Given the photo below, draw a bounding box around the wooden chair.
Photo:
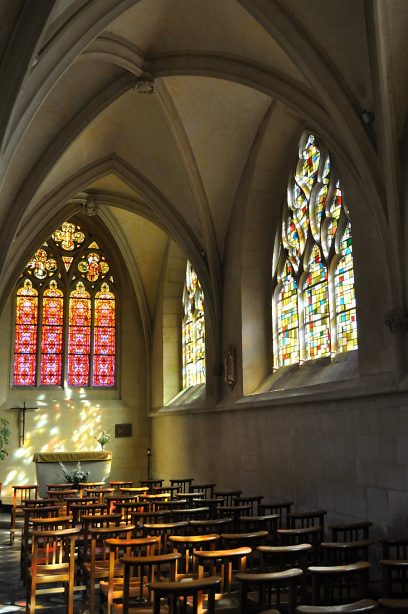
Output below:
[218,504,253,530]
[296,600,378,613]
[233,495,264,515]
[142,521,189,554]
[20,505,61,583]
[99,535,160,613]
[378,538,408,611]
[277,526,322,564]
[140,479,164,491]
[86,487,115,502]
[170,506,210,522]
[131,510,171,534]
[221,530,269,570]
[261,501,294,529]
[191,483,216,499]
[189,517,234,535]
[109,481,135,493]
[10,484,38,544]
[119,486,149,499]
[214,490,242,506]
[307,562,371,606]
[194,546,251,600]
[329,522,372,543]
[193,497,225,519]
[237,568,303,614]
[114,500,146,524]
[239,513,280,539]
[27,526,80,614]
[150,576,221,614]
[258,543,312,573]
[81,523,135,614]
[114,552,181,613]
[168,533,220,579]
[287,510,327,541]
[321,540,372,565]
[106,494,138,515]
[70,500,108,525]
[170,478,194,493]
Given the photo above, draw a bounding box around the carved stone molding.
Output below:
[134,77,156,94]
[81,195,100,216]
[384,308,408,333]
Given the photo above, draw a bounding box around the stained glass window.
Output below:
[275,261,299,368]
[272,132,358,368]
[182,260,206,387]
[13,219,117,387]
[335,224,358,352]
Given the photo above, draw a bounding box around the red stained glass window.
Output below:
[93,283,115,386]
[40,280,63,385]
[14,220,117,388]
[14,280,38,385]
[68,282,91,386]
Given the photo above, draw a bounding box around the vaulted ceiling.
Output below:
[0,0,406,325]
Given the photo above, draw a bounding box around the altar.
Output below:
[33,451,112,497]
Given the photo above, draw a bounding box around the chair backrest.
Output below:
[31,526,80,566]
[190,483,216,498]
[142,521,189,553]
[287,510,327,539]
[168,533,219,578]
[261,501,294,528]
[170,478,194,493]
[307,562,371,606]
[120,552,182,611]
[171,507,210,522]
[257,543,313,572]
[85,524,136,565]
[237,568,303,614]
[214,490,242,506]
[188,517,233,535]
[151,576,221,614]
[13,485,39,510]
[329,521,372,543]
[277,526,322,563]
[233,495,264,515]
[194,546,251,595]
[239,513,280,537]
[321,540,372,565]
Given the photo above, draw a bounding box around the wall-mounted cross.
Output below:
[8,402,38,447]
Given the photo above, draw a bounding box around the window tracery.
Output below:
[13,220,116,387]
[272,133,358,369]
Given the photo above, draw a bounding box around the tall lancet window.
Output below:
[272,133,358,369]
[13,220,116,387]
[182,260,205,387]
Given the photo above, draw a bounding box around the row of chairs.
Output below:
[9,479,408,612]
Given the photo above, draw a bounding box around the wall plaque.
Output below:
[115,423,132,438]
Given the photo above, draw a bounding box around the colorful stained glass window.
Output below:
[276,261,299,367]
[272,132,358,368]
[335,224,358,352]
[303,246,330,359]
[14,219,117,388]
[182,260,206,388]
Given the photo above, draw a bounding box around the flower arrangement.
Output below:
[59,461,90,487]
[96,430,110,450]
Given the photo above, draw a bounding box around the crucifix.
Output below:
[8,402,38,447]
